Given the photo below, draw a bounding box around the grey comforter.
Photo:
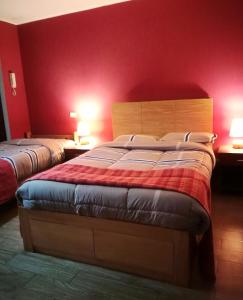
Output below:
[17,141,215,234]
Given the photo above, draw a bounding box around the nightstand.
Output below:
[216,145,243,193]
[64,145,93,161]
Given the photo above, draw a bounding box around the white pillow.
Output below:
[160,132,217,143]
[114,134,159,143]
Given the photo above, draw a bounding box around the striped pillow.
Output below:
[114,135,159,143]
[160,132,217,143]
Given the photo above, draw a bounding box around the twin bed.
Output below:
[0,138,74,205]
[16,98,215,287]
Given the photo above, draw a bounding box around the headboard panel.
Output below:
[112,98,213,138]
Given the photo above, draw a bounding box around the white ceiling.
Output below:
[0,0,130,25]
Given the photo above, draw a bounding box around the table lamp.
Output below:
[75,121,90,145]
[229,118,243,148]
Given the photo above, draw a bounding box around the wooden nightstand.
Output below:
[216,145,243,193]
[64,145,93,161]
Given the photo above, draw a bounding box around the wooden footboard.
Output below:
[19,207,193,287]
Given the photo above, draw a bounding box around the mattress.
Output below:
[17,140,215,234]
[0,138,74,181]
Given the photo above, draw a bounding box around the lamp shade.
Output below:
[77,121,90,137]
[230,118,243,138]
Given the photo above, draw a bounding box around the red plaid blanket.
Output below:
[0,159,18,204]
[29,164,211,214]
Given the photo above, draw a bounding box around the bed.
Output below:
[0,137,74,205]
[17,98,215,287]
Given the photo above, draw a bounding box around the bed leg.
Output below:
[18,207,34,251]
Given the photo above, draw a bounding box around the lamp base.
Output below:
[232,140,243,149]
[79,138,90,145]
[233,144,243,149]
[74,131,90,145]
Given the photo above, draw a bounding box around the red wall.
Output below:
[0,21,30,138]
[18,0,243,145]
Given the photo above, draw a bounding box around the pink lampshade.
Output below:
[77,121,90,137]
[230,118,243,138]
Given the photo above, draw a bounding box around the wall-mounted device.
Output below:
[9,71,17,96]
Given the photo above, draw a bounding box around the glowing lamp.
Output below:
[70,100,101,145]
[230,118,243,148]
[74,121,90,145]
[77,121,90,137]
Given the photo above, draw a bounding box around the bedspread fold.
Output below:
[28,164,211,215]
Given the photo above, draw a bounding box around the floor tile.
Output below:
[26,274,109,300]
[8,252,80,282]
[1,193,243,299]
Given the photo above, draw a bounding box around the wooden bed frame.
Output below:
[19,98,213,287]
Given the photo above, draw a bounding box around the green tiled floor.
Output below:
[0,217,202,300]
[0,198,243,300]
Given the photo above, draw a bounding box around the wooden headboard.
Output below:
[112,98,213,138]
[25,132,73,140]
